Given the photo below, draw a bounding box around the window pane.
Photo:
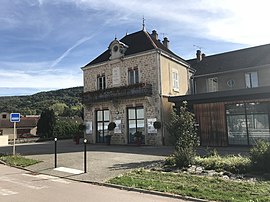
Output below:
[226,103,245,114]
[128,108,136,119]
[102,76,106,89]
[97,122,103,131]
[104,110,110,121]
[247,114,270,145]
[227,115,248,145]
[251,72,258,87]
[128,70,134,85]
[97,111,103,121]
[246,102,268,114]
[137,108,144,119]
[137,120,145,128]
[245,73,251,88]
[134,69,139,83]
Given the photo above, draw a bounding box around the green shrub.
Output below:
[250,140,270,173]
[166,101,199,168]
[195,153,251,174]
[174,147,196,168]
[164,155,176,166]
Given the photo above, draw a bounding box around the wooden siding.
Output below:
[194,103,227,146]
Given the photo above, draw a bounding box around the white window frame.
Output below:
[207,77,218,92]
[172,68,179,92]
[245,72,258,88]
[97,75,106,90]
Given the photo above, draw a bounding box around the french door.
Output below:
[96,110,109,143]
[127,107,145,144]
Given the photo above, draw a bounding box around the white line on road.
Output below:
[0,188,18,196]
[22,173,71,184]
[0,176,48,190]
[54,167,84,174]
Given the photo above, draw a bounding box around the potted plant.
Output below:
[134,131,142,146]
[106,122,116,145]
[153,121,162,129]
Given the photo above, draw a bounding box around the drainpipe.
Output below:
[157,51,165,146]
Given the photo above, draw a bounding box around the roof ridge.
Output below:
[144,30,158,49]
[188,43,270,61]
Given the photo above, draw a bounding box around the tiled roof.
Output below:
[0,117,38,129]
[169,86,270,105]
[85,30,187,66]
[188,44,270,76]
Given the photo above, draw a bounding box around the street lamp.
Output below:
[84,139,87,173]
[54,137,57,168]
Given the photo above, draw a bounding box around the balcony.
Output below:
[83,83,152,104]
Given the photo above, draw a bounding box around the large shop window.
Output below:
[128,68,139,85]
[127,107,145,144]
[226,102,270,145]
[96,110,110,143]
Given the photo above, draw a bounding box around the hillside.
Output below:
[0,86,83,116]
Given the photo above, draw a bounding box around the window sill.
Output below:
[173,88,180,92]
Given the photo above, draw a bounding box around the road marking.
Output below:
[22,174,71,184]
[0,188,18,196]
[54,167,84,174]
[0,176,47,190]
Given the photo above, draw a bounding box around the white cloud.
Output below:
[0,65,82,89]
[61,0,270,45]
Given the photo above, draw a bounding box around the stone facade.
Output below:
[82,30,191,145]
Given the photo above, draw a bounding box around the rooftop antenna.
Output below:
[193,45,203,51]
[142,16,146,31]
[160,33,168,38]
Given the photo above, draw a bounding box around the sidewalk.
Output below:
[1,139,250,183]
[20,140,173,183]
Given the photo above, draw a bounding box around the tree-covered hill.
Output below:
[0,86,83,116]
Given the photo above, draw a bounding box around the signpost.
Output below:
[10,113,20,155]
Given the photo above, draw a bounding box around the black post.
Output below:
[84,139,87,173]
[54,137,57,168]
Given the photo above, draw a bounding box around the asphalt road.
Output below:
[0,164,185,202]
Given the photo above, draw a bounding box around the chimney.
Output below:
[202,53,206,60]
[196,50,202,62]
[151,30,158,40]
[162,37,169,49]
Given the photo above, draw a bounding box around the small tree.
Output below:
[166,101,199,167]
[37,109,56,138]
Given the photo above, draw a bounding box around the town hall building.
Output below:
[82,29,193,145]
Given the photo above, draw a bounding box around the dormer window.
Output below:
[109,39,128,60]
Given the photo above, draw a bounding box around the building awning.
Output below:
[169,86,270,106]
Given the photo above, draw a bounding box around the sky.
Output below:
[1,0,270,96]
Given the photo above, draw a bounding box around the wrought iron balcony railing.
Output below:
[83,83,152,104]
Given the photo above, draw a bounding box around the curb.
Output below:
[10,165,211,202]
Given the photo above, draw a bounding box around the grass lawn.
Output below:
[108,169,270,202]
[0,154,41,167]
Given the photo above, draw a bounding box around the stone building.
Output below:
[82,29,193,145]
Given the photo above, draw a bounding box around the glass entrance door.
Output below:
[96,110,109,143]
[127,107,145,144]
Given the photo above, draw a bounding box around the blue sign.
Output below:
[10,113,21,123]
